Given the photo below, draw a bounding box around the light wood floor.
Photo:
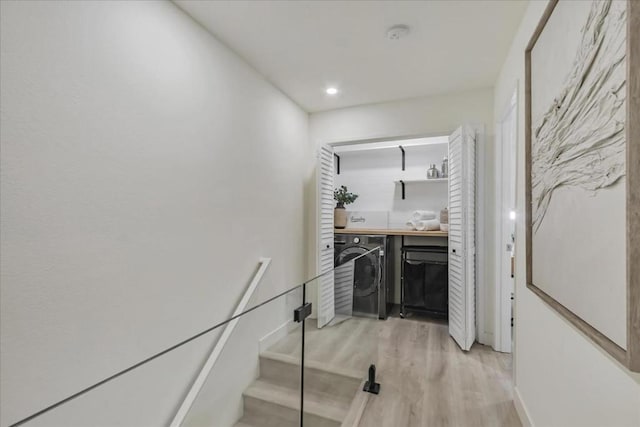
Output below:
[268,314,521,427]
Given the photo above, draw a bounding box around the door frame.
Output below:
[494,86,518,353]
[319,132,452,318]
[472,123,489,347]
[316,130,486,347]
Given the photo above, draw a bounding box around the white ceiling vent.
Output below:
[386,25,410,40]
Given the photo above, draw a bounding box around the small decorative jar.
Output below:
[427,164,440,179]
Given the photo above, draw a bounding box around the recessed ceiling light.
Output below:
[326,87,339,95]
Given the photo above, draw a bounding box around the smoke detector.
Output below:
[386,25,410,40]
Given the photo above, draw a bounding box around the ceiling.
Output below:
[175,0,528,113]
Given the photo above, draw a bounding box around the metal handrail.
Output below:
[170,257,272,426]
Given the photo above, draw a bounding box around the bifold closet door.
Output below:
[317,144,335,328]
[448,126,476,351]
[334,261,354,317]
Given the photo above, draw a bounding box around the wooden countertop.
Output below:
[335,228,448,237]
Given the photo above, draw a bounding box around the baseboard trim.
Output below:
[259,320,292,353]
[514,386,534,427]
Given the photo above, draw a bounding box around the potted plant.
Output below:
[333,185,358,229]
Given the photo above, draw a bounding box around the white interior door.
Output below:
[317,145,335,328]
[495,90,517,353]
[448,125,476,351]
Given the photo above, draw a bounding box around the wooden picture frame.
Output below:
[525,0,640,372]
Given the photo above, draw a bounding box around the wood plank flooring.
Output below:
[268,314,521,427]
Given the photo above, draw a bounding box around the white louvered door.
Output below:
[317,145,335,328]
[333,261,354,318]
[448,126,476,351]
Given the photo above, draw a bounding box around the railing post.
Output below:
[293,284,311,427]
[363,364,380,394]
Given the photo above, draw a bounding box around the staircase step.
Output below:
[259,351,362,401]
[240,378,350,427]
[340,380,370,427]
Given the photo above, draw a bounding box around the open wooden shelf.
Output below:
[394,178,448,184]
[335,228,448,237]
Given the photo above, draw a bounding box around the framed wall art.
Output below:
[525,0,639,371]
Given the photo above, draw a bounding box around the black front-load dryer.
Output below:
[334,234,388,319]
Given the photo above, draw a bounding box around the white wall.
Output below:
[310,88,494,144]
[0,1,311,426]
[335,139,449,224]
[309,88,497,342]
[494,1,640,425]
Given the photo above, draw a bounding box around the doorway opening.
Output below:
[316,128,482,352]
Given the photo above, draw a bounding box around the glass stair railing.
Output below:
[7,248,383,427]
